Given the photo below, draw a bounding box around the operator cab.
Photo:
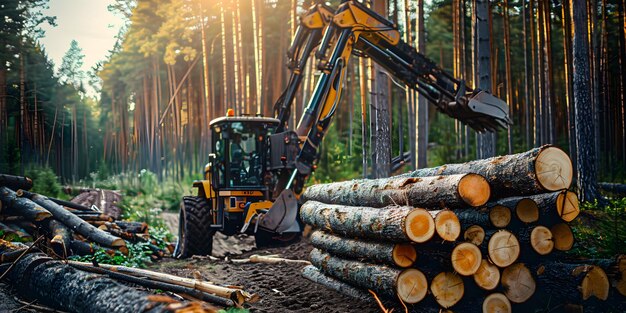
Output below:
[209,115,279,189]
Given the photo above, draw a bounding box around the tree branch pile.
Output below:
[301,146,624,312]
[0,174,258,309]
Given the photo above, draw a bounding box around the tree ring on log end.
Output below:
[457,174,490,207]
[435,210,461,241]
[515,199,539,223]
[501,263,535,303]
[431,272,464,308]
[405,208,435,243]
[464,225,485,246]
[452,243,482,276]
[550,223,574,251]
[488,230,520,268]
[396,268,428,304]
[482,293,511,313]
[489,205,511,228]
[535,146,573,191]
[392,243,417,268]
[556,191,580,222]
[530,226,554,255]
[474,260,500,291]
[579,265,610,301]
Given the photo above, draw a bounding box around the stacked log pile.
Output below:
[301,145,625,312]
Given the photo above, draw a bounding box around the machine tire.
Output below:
[174,196,215,258]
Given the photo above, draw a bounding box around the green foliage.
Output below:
[68,226,172,268]
[569,198,626,258]
[25,165,66,199]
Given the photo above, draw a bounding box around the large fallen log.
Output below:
[18,190,125,248]
[68,260,252,305]
[49,197,95,212]
[401,145,573,197]
[302,173,491,208]
[0,187,51,221]
[309,230,417,268]
[301,265,370,301]
[300,201,435,243]
[7,253,211,313]
[309,248,427,304]
[0,174,33,191]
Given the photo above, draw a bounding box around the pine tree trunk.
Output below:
[571,0,601,202]
[474,0,495,158]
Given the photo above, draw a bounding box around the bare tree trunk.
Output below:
[372,0,391,178]
[571,0,601,203]
[416,0,428,168]
[474,0,495,158]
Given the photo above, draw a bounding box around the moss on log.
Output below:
[309,230,417,267]
[300,201,435,243]
[302,173,490,208]
[309,248,427,304]
[401,145,573,197]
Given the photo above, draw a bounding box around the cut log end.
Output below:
[515,199,539,223]
[396,268,428,304]
[451,243,482,276]
[431,272,464,308]
[488,230,520,268]
[556,191,580,222]
[435,210,461,241]
[530,226,554,255]
[464,225,485,246]
[482,293,511,313]
[34,211,53,221]
[550,223,574,251]
[580,266,610,301]
[489,205,511,228]
[534,146,573,191]
[392,243,417,268]
[616,276,626,297]
[405,208,435,243]
[474,260,500,291]
[457,174,490,207]
[501,263,536,303]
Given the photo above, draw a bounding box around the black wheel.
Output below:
[254,229,301,248]
[174,196,215,258]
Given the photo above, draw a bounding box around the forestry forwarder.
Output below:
[174,1,511,258]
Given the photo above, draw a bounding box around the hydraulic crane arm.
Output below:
[273,2,334,133]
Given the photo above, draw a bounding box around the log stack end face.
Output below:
[482,293,511,313]
[396,268,428,304]
[557,191,580,222]
[431,272,464,308]
[487,230,520,268]
[451,243,482,276]
[534,146,573,192]
[405,209,435,243]
[578,265,610,301]
[457,174,491,207]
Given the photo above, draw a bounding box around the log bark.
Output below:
[69,262,235,307]
[49,197,94,212]
[300,201,435,243]
[0,174,33,191]
[18,191,125,248]
[524,262,612,305]
[67,261,251,305]
[401,145,573,197]
[0,187,51,221]
[302,173,490,208]
[309,230,417,268]
[599,182,626,196]
[74,213,113,222]
[309,248,428,304]
[114,221,148,234]
[8,253,210,313]
[301,265,370,301]
[456,207,509,230]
